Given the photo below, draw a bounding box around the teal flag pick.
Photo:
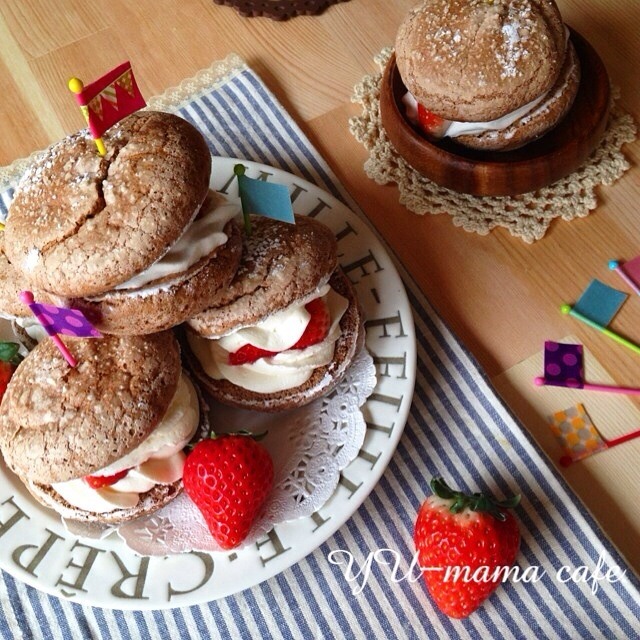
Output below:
[573,279,627,326]
[234,164,295,235]
[561,279,640,356]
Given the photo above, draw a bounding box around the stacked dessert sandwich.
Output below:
[0,332,205,525]
[0,110,240,525]
[395,0,580,151]
[0,110,365,530]
[185,214,364,412]
[1,111,242,335]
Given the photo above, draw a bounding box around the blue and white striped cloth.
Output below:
[1,55,639,639]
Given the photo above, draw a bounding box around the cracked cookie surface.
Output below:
[395,0,566,121]
[0,332,181,484]
[5,111,211,297]
[0,233,54,317]
[188,214,338,338]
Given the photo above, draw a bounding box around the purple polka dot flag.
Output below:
[543,341,584,388]
[22,295,101,338]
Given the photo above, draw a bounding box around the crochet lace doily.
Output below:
[349,48,638,243]
[65,348,377,555]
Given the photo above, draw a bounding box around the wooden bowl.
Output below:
[379,30,611,197]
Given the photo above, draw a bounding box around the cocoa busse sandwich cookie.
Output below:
[395,0,580,151]
[0,233,53,319]
[184,215,364,412]
[0,332,206,525]
[3,111,242,334]
[0,238,53,347]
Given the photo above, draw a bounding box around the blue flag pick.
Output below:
[234,165,295,234]
[561,279,640,356]
[573,279,627,326]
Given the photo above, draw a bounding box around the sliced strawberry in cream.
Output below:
[228,344,277,366]
[228,297,331,366]
[0,361,16,404]
[84,469,129,489]
[188,287,349,394]
[416,104,450,137]
[291,298,330,350]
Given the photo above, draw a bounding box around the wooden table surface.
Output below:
[1,0,639,574]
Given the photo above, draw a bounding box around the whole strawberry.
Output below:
[414,477,520,618]
[0,341,23,405]
[0,361,14,405]
[183,433,274,550]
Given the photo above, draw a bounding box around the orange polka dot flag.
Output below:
[548,403,607,464]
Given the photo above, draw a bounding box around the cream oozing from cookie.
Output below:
[113,199,240,291]
[188,286,349,393]
[51,373,199,513]
[402,90,546,138]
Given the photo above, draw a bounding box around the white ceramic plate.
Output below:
[0,158,416,609]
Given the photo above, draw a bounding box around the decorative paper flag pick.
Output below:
[234,164,295,234]
[549,404,608,465]
[19,291,102,367]
[561,279,640,356]
[536,341,584,388]
[609,257,640,297]
[534,340,640,395]
[572,279,627,325]
[549,403,640,467]
[68,61,146,156]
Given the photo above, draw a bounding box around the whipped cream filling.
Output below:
[113,199,239,291]
[13,316,50,343]
[188,287,349,394]
[220,285,331,352]
[51,373,200,513]
[402,90,546,138]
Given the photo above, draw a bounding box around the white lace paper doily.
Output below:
[65,348,376,555]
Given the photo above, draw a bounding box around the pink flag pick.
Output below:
[609,257,640,297]
[69,61,146,139]
[19,291,102,367]
[68,61,145,155]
